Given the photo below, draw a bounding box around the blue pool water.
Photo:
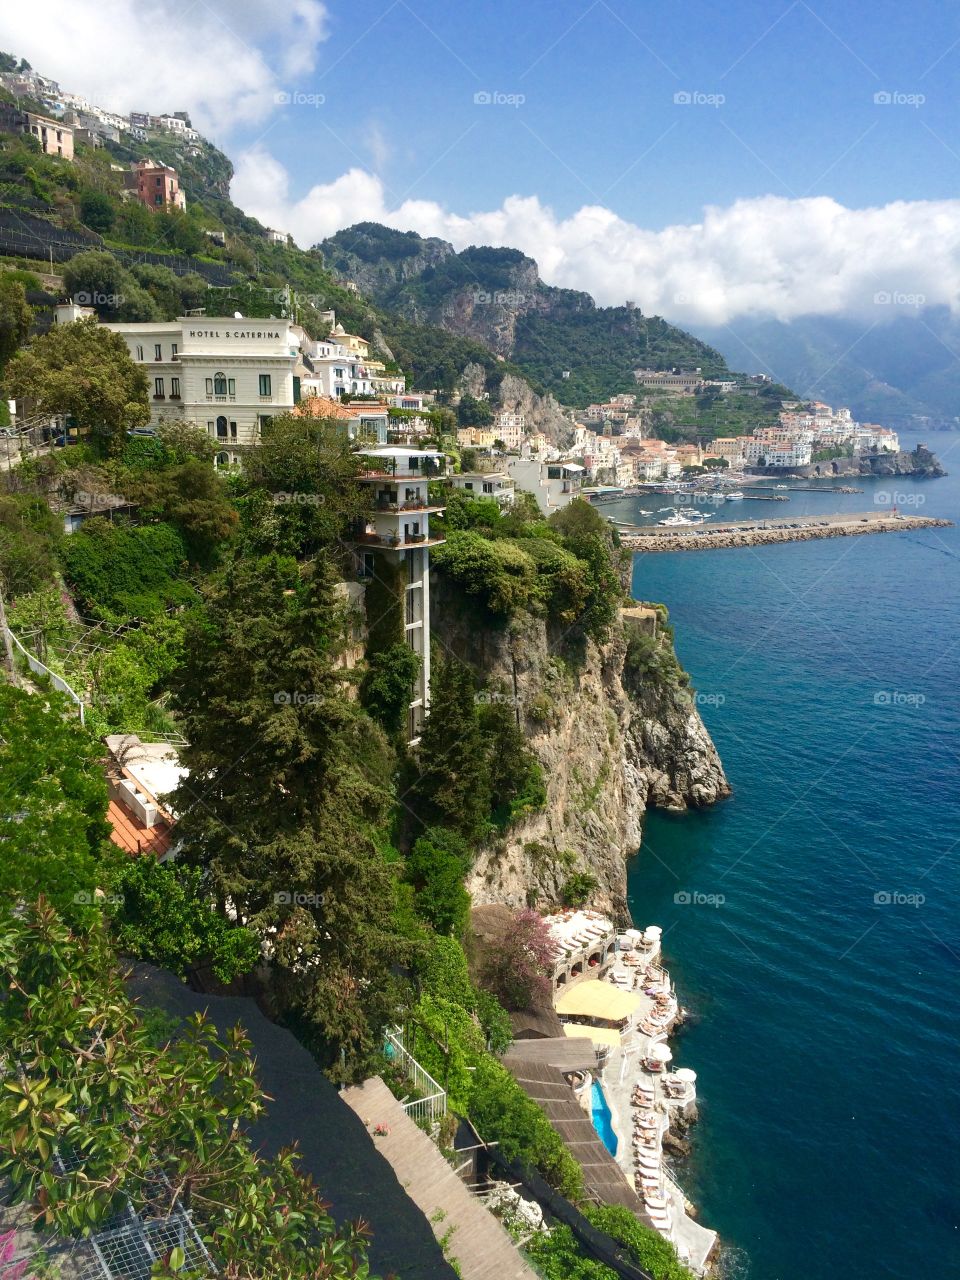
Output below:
[591,1079,618,1156]
[625,434,960,1280]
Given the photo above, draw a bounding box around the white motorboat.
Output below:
[725,491,745,501]
[658,512,698,527]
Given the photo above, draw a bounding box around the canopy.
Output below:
[643,926,663,939]
[674,1068,697,1083]
[646,1043,672,1063]
[562,1023,621,1048]
[555,980,642,1022]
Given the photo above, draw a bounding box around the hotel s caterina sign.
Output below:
[186,326,284,342]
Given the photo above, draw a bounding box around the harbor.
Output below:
[616,510,952,551]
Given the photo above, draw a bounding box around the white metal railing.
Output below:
[4,625,85,723]
[386,1028,447,1121]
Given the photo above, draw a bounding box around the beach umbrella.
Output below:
[647,1043,672,1063]
[674,1067,697,1083]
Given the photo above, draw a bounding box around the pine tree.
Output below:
[170,551,415,1076]
[407,654,490,841]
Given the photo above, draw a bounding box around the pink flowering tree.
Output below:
[482,908,559,1010]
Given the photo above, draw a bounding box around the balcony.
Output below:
[353,531,446,551]
[372,499,446,514]
[206,394,236,403]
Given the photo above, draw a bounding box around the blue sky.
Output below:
[7,0,960,322]
[254,0,960,226]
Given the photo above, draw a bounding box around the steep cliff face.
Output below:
[431,585,729,920]
[457,364,574,444]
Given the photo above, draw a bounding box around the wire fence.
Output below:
[3,622,85,722]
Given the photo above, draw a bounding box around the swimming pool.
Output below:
[590,1080,618,1156]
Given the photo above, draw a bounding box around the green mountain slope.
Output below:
[319,224,729,406]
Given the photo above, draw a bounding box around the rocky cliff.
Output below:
[431,585,729,920]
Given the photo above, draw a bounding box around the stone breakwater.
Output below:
[622,513,952,553]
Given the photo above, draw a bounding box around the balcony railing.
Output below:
[373,499,443,513]
[353,531,446,551]
[385,1027,447,1122]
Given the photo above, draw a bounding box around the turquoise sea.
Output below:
[622,434,960,1280]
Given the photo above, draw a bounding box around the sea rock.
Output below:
[662,1130,692,1158]
[431,585,730,918]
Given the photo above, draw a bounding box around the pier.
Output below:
[620,511,952,552]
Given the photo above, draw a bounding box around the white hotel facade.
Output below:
[106,317,303,464]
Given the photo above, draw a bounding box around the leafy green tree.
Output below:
[106,855,260,982]
[0,274,32,367]
[408,654,490,841]
[0,686,109,925]
[126,456,238,565]
[237,412,372,556]
[456,394,493,427]
[583,1204,693,1280]
[5,317,149,455]
[169,552,416,1077]
[79,188,116,233]
[0,492,60,597]
[405,826,471,935]
[0,901,376,1277]
[361,641,421,737]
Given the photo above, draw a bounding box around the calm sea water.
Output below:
[625,434,960,1280]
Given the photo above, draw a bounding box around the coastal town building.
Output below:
[634,368,704,394]
[352,448,446,743]
[22,109,74,159]
[105,316,303,462]
[450,471,516,506]
[128,159,186,210]
[504,458,584,512]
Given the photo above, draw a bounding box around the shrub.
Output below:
[432,530,536,615]
[583,1204,692,1280]
[59,518,194,621]
[560,872,598,908]
[468,1057,583,1198]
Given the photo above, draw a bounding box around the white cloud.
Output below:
[231,151,960,325]
[2,0,329,137]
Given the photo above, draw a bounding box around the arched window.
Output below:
[216,416,228,438]
[213,372,227,396]
[215,451,229,467]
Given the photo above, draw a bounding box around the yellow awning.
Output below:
[562,1023,622,1047]
[555,979,641,1021]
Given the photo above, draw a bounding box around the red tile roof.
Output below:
[107,798,173,857]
